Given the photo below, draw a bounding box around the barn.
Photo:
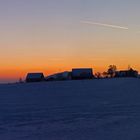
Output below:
[72,68,93,80]
[26,73,45,82]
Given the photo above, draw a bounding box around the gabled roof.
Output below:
[72,68,93,74]
[72,68,92,71]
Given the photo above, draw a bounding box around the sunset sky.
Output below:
[0,0,140,82]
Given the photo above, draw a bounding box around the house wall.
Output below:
[72,69,93,79]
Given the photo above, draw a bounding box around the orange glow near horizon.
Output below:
[0,60,139,82]
[0,40,140,82]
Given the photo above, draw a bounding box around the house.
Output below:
[26,73,45,82]
[115,68,138,78]
[72,68,93,80]
[45,71,71,81]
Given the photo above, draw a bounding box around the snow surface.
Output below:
[0,78,140,140]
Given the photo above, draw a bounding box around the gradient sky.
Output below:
[0,0,140,82]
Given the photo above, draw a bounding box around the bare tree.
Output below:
[107,65,117,78]
[95,72,102,79]
[19,78,23,83]
[102,71,108,78]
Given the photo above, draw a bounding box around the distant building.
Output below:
[26,73,45,82]
[115,69,138,78]
[72,68,93,80]
[45,71,71,81]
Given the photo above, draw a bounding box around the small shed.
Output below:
[72,68,93,80]
[26,73,45,82]
[115,69,138,78]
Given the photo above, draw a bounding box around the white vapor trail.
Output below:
[81,20,129,30]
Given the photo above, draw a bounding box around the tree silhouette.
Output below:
[95,72,102,79]
[19,78,23,83]
[102,71,108,78]
[107,65,117,78]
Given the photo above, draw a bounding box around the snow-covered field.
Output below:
[0,78,140,140]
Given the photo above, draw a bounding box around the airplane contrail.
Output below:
[81,20,129,30]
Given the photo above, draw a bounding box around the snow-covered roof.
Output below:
[45,71,70,80]
[26,73,44,79]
